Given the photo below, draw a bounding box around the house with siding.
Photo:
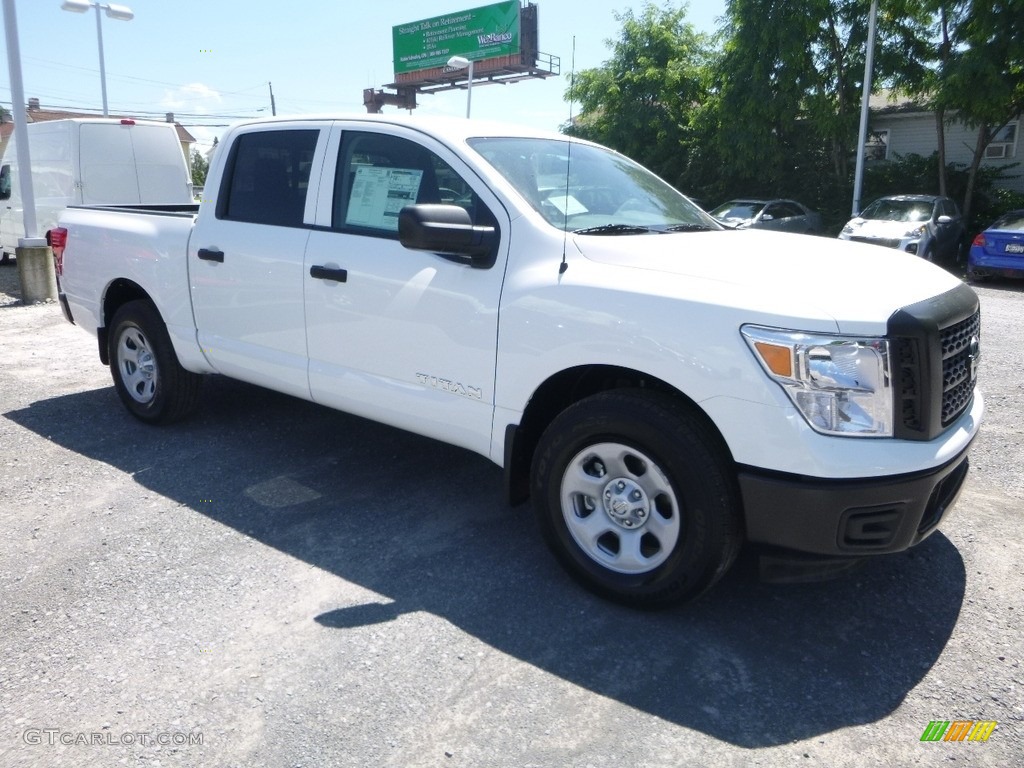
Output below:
[865,92,1022,194]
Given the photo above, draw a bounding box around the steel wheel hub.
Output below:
[117,327,158,404]
[602,478,649,529]
[560,442,681,575]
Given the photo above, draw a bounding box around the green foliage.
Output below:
[190,149,209,187]
[937,0,1024,125]
[564,3,711,186]
[559,0,1023,234]
[965,165,1024,234]
[857,153,1021,234]
[707,0,936,194]
[989,185,1024,215]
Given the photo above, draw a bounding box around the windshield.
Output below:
[467,137,718,233]
[860,198,933,223]
[709,201,763,221]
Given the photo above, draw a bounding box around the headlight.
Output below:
[742,326,893,437]
[841,225,854,234]
[903,223,927,238]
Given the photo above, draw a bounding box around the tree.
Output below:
[559,0,1021,230]
[190,148,209,187]
[563,3,712,187]
[934,0,1024,225]
[712,0,824,192]
[715,1,934,193]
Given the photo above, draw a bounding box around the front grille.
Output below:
[850,236,901,249]
[940,311,980,425]
[887,284,980,441]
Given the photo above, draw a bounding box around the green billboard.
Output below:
[393,1,521,75]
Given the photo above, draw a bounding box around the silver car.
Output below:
[709,198,824,234]
[839,194,966,263]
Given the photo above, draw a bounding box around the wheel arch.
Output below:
[503,364,735,505]
[99,279,156,364]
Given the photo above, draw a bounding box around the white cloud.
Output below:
[160,83,223,114]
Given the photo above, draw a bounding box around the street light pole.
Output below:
[4,0,56,300]
[852,0,878,217]
[60,1,134,117]
[92,1,108,116]
[446,56,474,118]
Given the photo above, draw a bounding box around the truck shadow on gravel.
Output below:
[7,376,967,748]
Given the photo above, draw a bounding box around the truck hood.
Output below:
[573,229,963,333]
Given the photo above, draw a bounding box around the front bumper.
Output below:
[739,439,972,556]
[839,232,922,255]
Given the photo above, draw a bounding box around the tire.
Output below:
[530,390,742,608]
[966,267,988,284]
[108,300,202,424]
[0,251,11,265]
[922,245,935,263]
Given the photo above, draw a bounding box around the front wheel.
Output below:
[531,390,742,608]
[108,300,202,424]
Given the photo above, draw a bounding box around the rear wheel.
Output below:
[531,390,742,608]
[966,267,989,283]
[108,300,202,423]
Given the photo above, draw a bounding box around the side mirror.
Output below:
[936,215,953,224]
[760,214,774,222]
[398,204,497,268]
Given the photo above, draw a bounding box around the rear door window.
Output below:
[218,129,319,228]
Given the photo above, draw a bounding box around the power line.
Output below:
[19,55,272,97]
[0,99,262,123]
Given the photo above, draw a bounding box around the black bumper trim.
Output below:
[57,290,75,325]
[739,443,972,556]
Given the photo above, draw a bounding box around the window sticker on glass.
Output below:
[547,194,588,217]
[346,166,423,231]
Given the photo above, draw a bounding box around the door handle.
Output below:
[310,265,347,282]
[197,247,224,262]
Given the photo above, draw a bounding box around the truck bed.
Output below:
[66,203,200,217]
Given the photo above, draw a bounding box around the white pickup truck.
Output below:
[52,115,983,607]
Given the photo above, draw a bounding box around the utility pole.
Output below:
[268,82,277,116]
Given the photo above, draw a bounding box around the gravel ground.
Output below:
[0,262,1021,767]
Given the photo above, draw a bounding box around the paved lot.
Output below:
[0,263,1021,767]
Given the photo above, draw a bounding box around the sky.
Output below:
[0,1,726,153]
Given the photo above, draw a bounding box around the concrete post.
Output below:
[15,245,57,303]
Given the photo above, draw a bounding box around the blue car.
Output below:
[968,209,1024,281]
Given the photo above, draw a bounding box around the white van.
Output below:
[0,118,193,261]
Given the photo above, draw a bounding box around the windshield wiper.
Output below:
[572,223,657,235]
[664,223,718,232]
